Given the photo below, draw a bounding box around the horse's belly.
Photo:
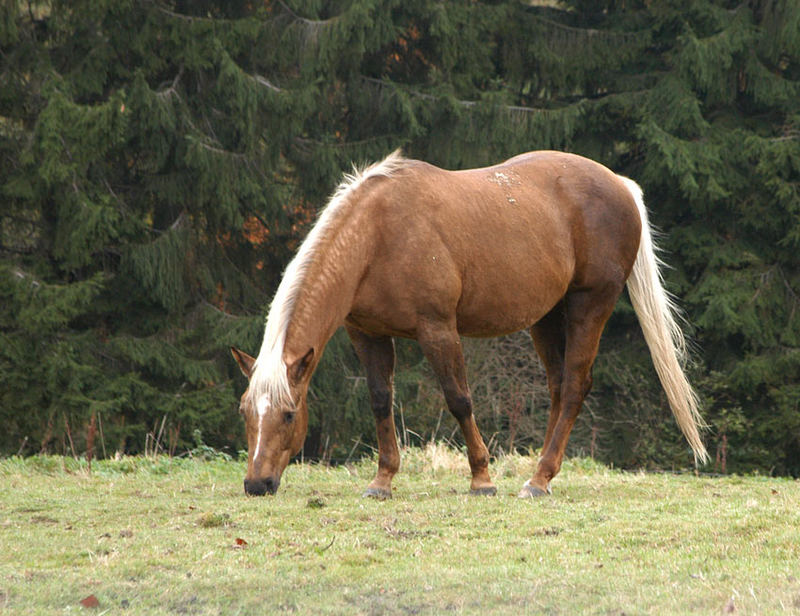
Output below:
[456,306,552,337]
[348,272,565,339]
[455,269,569,337]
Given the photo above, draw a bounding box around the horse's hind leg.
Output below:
[346,325,398,500]
[520,286,621,498]
[417,319,496,495]
[528,301,567,494]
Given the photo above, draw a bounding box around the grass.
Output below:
[1,444,799,615]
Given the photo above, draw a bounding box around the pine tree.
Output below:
[1,1,798,474]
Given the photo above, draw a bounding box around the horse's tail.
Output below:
[619,176,709,465]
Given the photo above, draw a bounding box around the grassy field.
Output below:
[2,444,799,615]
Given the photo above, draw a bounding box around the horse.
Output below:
[230,149,707,498]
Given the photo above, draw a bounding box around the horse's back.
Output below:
[348,151,641,338]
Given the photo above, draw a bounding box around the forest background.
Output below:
[1,0,798,475]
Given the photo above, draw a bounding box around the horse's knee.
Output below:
[447,392,473,421]
[370,389,392,420]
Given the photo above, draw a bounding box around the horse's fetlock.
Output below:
[378,453,400,474]
[468,451,490,471]
[536,461,558,482]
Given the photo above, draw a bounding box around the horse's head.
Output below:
[230,347,314,496]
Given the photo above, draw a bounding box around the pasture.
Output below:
[2,445,799,615]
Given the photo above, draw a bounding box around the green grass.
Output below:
[2,445,799,615]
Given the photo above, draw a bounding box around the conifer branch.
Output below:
[361,77,565,115]
[169,212,187,231]
[102,177,126,210]
[157,67,184,101]
[11,268,41,288]
[252,75,282,93]
[183,113,251,161]
[275,0,337,27]
[195,142,247,159]
[772,126,799,141]
[532,15,641,43]
[779,268,799,306]
[292,135,400,151]
[152,2,230,24]
[201,298,251,318]
[0,245,38,256]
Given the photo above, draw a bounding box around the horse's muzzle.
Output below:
[244,476,280,496]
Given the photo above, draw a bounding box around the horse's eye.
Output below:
[283,412,295,424]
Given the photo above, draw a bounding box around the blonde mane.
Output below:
[246,149,410,411]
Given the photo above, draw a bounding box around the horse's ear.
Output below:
[288,348,315,384]
[230,347,256,379]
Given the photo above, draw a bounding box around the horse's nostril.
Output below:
[244,478,266,496]
[243,477,280,496]
[264,477,278,494]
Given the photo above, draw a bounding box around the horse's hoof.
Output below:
[470,485,497,496]
[362,487,392,500]
[518,480,552,499]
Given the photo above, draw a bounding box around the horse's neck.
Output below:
[282,214,370,363]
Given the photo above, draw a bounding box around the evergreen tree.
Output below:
[1,1,798,474]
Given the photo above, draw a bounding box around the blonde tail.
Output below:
[619,176,708,465]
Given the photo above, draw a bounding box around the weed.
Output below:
[197,512,231,528]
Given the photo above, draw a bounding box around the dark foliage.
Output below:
[1,0,798,474]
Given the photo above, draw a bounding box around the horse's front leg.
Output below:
[346,325,399,500]
[417,319,496,496]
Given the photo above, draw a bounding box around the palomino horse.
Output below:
[231,150,707,498]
